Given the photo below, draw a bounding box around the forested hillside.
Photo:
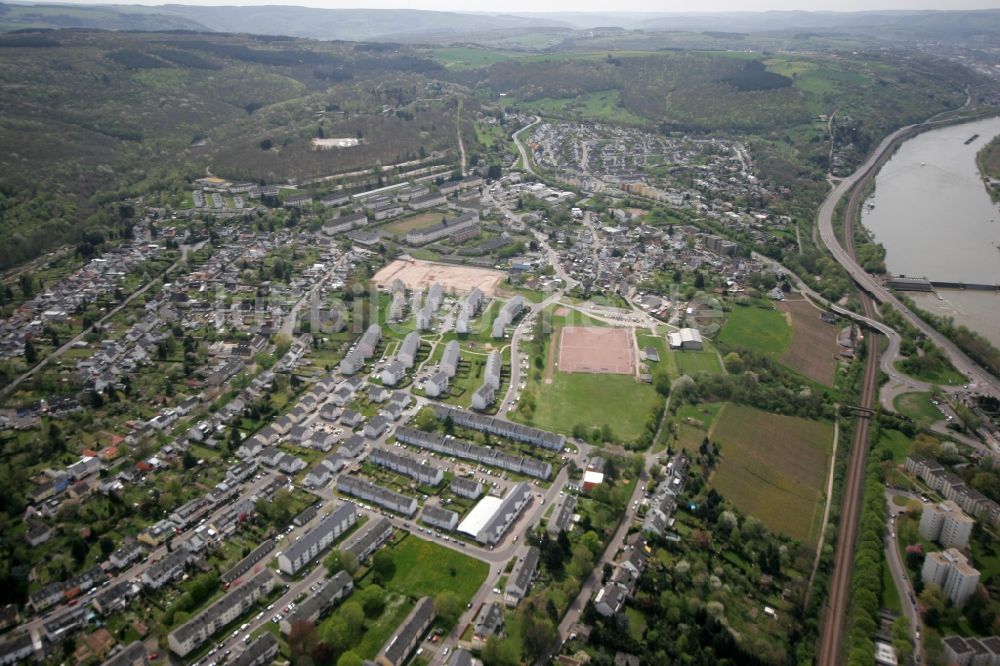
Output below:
[0,28,982,271]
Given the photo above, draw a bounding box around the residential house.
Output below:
[440,341,461,377]
[370,446,443,486]
[336,475,417,516]
[505,547,540,607]
[421,504,459,531]
[424,372,450,398]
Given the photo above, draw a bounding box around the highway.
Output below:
[816,121,1000,401]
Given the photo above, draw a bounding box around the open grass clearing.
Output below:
[379,209,451,236]
[893,391,943,429]
[382,534,489,603]
[718,303,791,355]
[709,403,833,545]
[514,371,660,442]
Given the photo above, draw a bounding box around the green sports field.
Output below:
[665,349,723,376]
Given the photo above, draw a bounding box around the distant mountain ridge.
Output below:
[3,4,1000,43]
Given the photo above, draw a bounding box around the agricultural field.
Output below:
[379,210,450,236]
[709,403,834,544]
[776,295,841,385]
[433,46,520,69]
[506,89,649,126]
[718,303,791,355]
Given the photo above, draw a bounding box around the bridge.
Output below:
[884,275,1000,292]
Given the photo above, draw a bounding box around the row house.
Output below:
[395,427,552,479]
[421,504,459,531]
[280,570,354,635]
[277,503,358,576]
[344,517,394,564]
[336,475,417,516]
[168,570,276,657]
[504,546,540,607]
[369,446,444,486]
[433,406,565,451]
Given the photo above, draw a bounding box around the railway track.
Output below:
[816,156,882,666]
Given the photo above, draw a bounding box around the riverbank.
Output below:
[976,135,1000,202]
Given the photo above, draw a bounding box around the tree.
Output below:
[99,536,115,558]
[325,550,358,578]
[654,373,671,398]
[288,620,318,663]
[371,551,396,585]
[358,584,386,617]
[482,635,521,666]
[337,652,364,666]
[520,609,557,661]
[434,590,462,626]
[23,337,37,364]
[341,601,365,642]
[414,408,438,432]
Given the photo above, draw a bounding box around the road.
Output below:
[512,117,542,177]
[0,241,204,403]
[885,489,924,662]
[816,121,1000,401]
[456,99,467,178]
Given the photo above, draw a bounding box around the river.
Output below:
[861,116,1000,349]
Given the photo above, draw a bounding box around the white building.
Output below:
[920,500,974,549]
[668,328,703,350]
[922,548,980,607]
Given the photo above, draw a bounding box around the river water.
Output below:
[861,116,1000,348]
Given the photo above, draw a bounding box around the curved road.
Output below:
[512,116,542,177]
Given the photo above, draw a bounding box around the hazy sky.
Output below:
[29,0,1000,11]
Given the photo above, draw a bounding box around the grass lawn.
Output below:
[718,304,791,355]
[514,371,660,442]
[673,402,726,453]
[894,391,946,429]
[894,359,965,386]
[880,429,912,464]
[380,210,450,236]
[709,403,834,545]
[382,535,489,603]
[666,349,723,376]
